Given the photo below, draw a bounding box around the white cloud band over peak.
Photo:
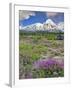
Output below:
[19,10,35,20]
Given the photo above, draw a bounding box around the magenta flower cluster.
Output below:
[33,58,64,70]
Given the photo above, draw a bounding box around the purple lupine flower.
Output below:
[33,58,64,70]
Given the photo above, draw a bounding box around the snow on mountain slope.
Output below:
[20,23,43,31]
[43,19,57,30]
[45,19,56,26]
[57,22,64,30]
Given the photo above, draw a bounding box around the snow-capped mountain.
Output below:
[43,19,57,30]
[33,23,43,30]
[57,22,64,30]
[20,23,44,31]
[19,19,64,32]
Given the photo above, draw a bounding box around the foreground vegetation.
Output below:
[19,31,64,79]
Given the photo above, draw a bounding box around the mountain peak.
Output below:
[45,19,56,26]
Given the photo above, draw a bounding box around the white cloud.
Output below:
[46,12,58,17]
[19,10,35,20]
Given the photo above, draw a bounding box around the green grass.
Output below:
[20,31,64,40]
[19,43,48,62]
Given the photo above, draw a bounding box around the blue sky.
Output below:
[19,11,64,27]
